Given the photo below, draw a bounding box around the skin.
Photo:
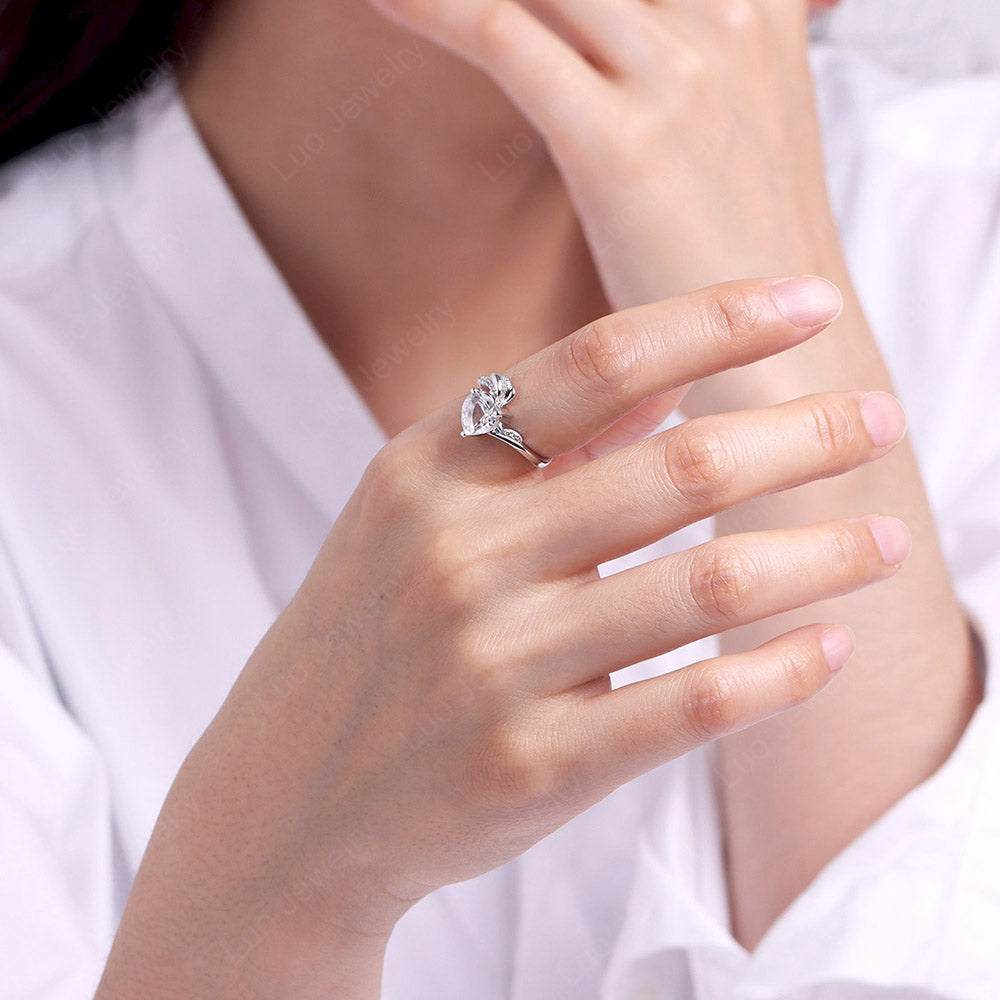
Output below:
[91,0,983,994]
[97,276,907,998]
[358,0,981,946]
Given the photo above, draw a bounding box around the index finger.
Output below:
[423,274,843,483]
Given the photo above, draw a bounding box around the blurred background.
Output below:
[810,0,1000,79]
[0,0,996,168]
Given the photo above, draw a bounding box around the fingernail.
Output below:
[859,392,906,448]
[820,625,855,672]
[769,276,844,329]
[865,515,912,565]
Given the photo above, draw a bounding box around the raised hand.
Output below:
[366,0,838,309]
[96,275,909,998]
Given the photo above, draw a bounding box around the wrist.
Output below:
[682,255,890,416]
[96,748,395,999]
[222,907,390,1000]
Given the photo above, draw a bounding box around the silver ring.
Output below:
[459,372,551,469]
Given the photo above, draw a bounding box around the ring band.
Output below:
[460,372,551,469]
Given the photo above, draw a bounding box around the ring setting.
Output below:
[460,372,551,468]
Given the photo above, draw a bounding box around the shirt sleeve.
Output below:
[0,526,116,999]
[725,53,1000,999]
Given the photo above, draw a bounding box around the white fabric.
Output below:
[0,40,997,1000]
[809,0,1000,81]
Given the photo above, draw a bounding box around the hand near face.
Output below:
[367,0,844,309]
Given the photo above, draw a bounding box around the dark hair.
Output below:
[0,0,214,166]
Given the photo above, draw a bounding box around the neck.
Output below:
[177,0,604,435]
[181,0,561,216]
[177,0,582,274]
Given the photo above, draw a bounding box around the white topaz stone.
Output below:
[460,373,515,437]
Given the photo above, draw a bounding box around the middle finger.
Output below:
[515,388,906,578]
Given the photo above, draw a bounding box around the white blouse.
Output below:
[0,39,998,1000]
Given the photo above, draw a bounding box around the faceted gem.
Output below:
[460,373,516,437]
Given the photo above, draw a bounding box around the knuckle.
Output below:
[565,317,637,396]
[668,38,711,86]
[774,643,821,707]
[365,439,408,491]
[451,627,505,701]
[472,723,559,811]
[662,424,734,506]
[715,0,763,33]
[684,668,740,743]
[477,1,516,60]
[808,397,859,465]
[826,521,870,580]
[361,441,427,516]
[703,287,766,354]
[689,542,758,623]
[417,523,488,611]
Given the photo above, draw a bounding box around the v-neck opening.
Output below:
[94,69,389,525]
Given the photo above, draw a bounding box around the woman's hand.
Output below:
[366,0,838,309]
[96,275,909,998]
